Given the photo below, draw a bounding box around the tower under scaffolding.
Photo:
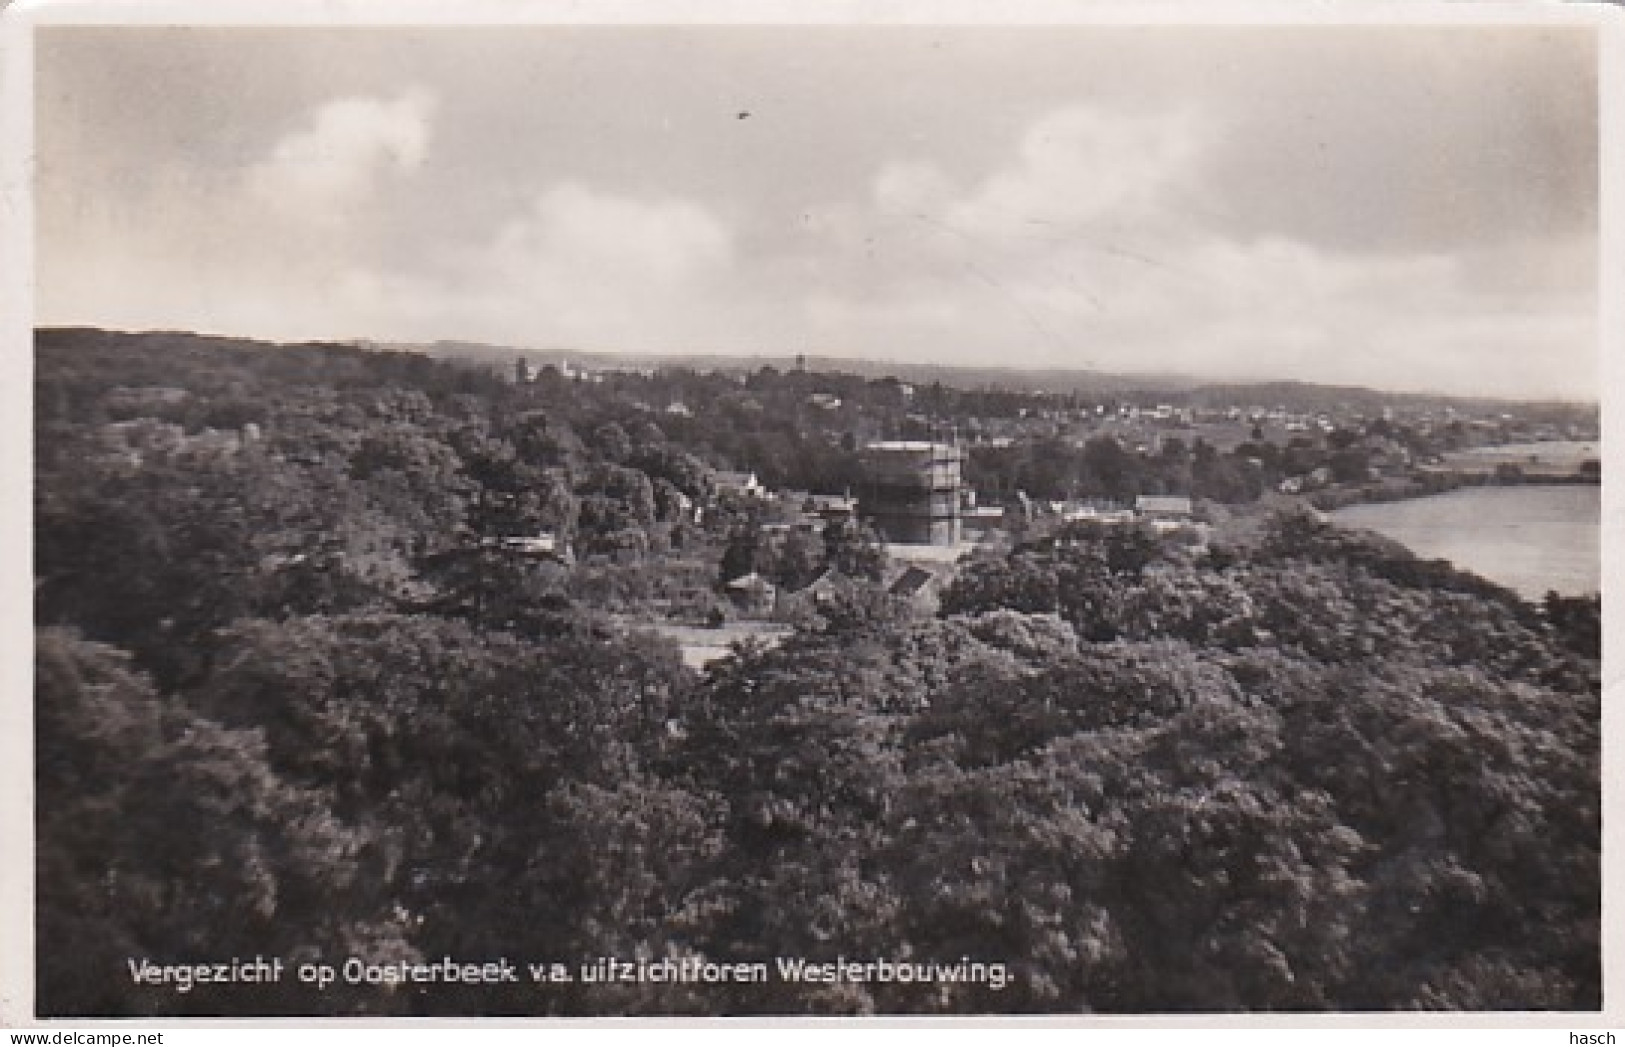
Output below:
[857,439,963,546]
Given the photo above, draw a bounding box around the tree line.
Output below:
[35,329,1598,1015]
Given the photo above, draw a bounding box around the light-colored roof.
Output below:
[865,440,948,452]
[883,542,972,565]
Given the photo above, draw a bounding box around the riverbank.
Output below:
[1305,466,1597,512]
[1328,484,1600,599]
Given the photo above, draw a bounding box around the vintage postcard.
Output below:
[3,0,1618,1031]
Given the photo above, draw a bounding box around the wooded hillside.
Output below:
[35,329,1599,1015]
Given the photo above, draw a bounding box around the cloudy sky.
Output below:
[35,23,1599,398]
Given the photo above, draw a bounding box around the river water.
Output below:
[1329,484,1601,599]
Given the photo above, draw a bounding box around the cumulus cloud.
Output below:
[38,88,438,341]
[306,94,1577,398]
[246,89,435,212]
[783,100,1593,398]
[296,183,742,349]
[488,183,730,288]
[461,184,734,345]
[865,105,1209,267]
[35,30,1595,399]
[953,105,1209,234]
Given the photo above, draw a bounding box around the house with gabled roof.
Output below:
[887,564,943,615]
[723,571,777,616]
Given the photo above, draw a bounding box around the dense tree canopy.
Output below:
[34,330,1599,1016]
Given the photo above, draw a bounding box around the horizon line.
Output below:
[33,323,1603,409]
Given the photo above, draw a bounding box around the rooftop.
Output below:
[864,440,957,453]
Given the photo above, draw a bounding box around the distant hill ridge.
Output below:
[392,337,1597,411]
[35,326,1598,413]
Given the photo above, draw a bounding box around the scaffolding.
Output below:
[858,440,963,546]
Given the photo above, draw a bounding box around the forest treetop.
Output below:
[34,327,1599,1017]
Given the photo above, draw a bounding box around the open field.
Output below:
[623,618,793,670]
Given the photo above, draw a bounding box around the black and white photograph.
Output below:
[8,1,1615,1025]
